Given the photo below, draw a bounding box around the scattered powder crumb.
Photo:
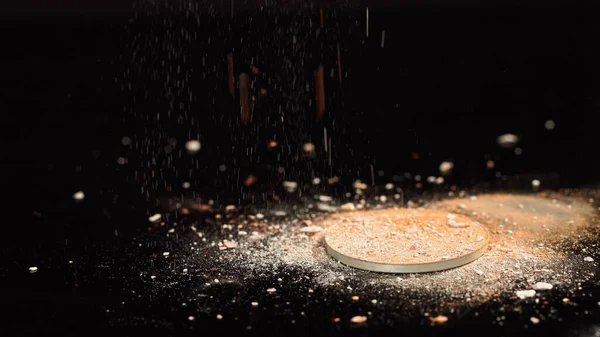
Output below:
[351,296,359,301]
[350,316,367,324]
[266,288,276,293]
[148,213,162,223]
[530,317,540,324]
[209,193,597,307]
[516,290,536,299]
[429,315,448,325]
[532,282,553,290]
[584,257,594,262]
[216,314,223,320]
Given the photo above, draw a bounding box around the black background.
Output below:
[1,1,600,336]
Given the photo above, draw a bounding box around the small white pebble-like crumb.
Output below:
[73,191,85,201]
[150,275,156,279]
[371,299,377,304]
[530,317,540,324]
[302,142,315,152]
[28,266,38,273]
[474,269,484,275]
[340,203,356,211]
[267,288,276,293]
[531,179,541,188]
[182,182,191,189]
[182,269,188,273]
[148,213,161,223]
[532,282,553,290]
[256,213,264,219]
[185,140,201,153]
[216,314,223,320]
[351,296,359,301]
[188,316,195,321]
[350,316,367,324]
[214,279,219,283]
[584,257,594,262]
[162,252,170,257]
[515,290,536,299]
[251,302,259,307]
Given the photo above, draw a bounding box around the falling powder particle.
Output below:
[584,257,594,262]
[532,179,541,188]
[544,120,555,130]
[515,290,536,299]
[28,266,38,273]
[429,315,448,325]
[251,302,259,307]
[216,314,223,320]
[530,317,540,324]
[497,133,519,148]
[121,136,131,146]
[439,161,454,176]
[188,316,195,321]
[182,182,191,189]
[283,181,298,192]
[350,315,367,324]
[185,140,201,154]
[73,191,85,201]
[303,143,315,153]
[266,288,276,293]
[148,214,162,223]
[351,296,359,301]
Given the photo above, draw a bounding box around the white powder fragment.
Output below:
[251,302,259,307]
[530,317,540,324]
[300,226,323,233]
[266,288,277,293]
[256,213,264,219]
[216,314,223,320]
[515,290,536,299]
[162,252,170,257]
[188,316,195,321]
[532,282,553,290]
[283,181,298,192]
[185,140,201,153]
[28,266,38,273]
[340,203,356,211]
[302,143,315,152]
[73,191,85,201]
[148,213,162,223]
[584,257,594,262]
[319,195,333,202]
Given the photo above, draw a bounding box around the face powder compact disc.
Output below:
[323,208,489,273]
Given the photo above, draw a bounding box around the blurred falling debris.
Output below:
[315,64,325,120]
[227,52,234,97]
[239,73,251,124]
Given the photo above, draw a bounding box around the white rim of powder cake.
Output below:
[323,209,489,273]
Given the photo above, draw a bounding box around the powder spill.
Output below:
[214,192,597,304]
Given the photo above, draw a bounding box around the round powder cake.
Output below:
[323,208,489,273]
